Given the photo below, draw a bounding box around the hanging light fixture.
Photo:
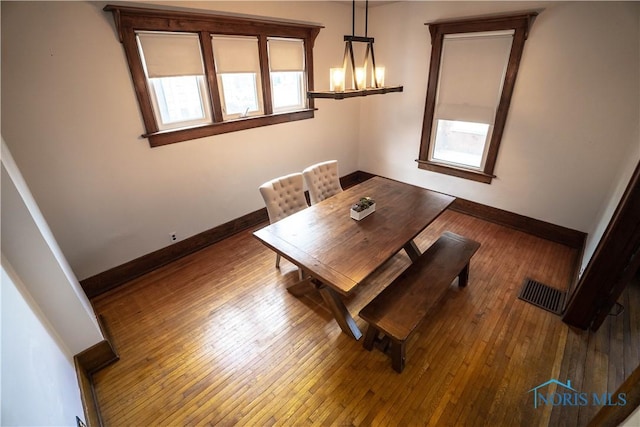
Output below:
[308,0,403,100]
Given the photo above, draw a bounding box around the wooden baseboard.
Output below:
[75,357,100,427]
[81,171,583,299]
[74,315,118,427]
[81,171,372,298]
[449,198,586,249]
[80,208,268,298]
[450,197,586,307]
[341,170,376,188]
[76,315,119,372]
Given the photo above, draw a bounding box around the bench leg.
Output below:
[363,325,379,351]
[458,263,470,287]
[390,341,406,373]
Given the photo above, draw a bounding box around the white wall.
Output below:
[1,138,101,424]
[580,142,639,274]
[2,1,639,283]
[1,139,104,354]
[1,259,85,427]
[579,3,640,273]
[622,404,640,427]
[1,1,361,280]
[363,1,640,236]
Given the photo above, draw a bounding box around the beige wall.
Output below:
[362,1,640,234]
[2,1,639,282]
[2,1,362,280]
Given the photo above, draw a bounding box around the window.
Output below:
[211,36,264,120]
[418,13,537,183]
[104,5,321,147]
[268,38,306,113]
[137,32,212,130]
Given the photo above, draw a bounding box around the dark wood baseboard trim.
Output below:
[76,315,119,373]
[449,197,586,306]
[82,171,582,299]
[342,170,376,188]
[81,208,268,298]
[449,198,586,249]
[75,357,100,427]
[449,199,587,304]
[74,315,119,427]
[81,171,372,299]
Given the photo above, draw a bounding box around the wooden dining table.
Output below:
[253,176,455,340]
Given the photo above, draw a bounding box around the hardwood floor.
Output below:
[90,209,633,426]
[550,272,640,426]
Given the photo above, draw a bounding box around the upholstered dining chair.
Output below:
[302,160,343,205]
[259,172,308,274]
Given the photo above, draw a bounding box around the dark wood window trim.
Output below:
[104,5,322,147]
[417,13,537,184]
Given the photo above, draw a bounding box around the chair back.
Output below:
[302,160,343,205]
[259,172,308,224]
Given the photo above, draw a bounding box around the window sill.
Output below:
[144,109,315,147]
[416,159,495,184]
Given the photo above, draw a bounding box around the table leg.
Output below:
[286,278,317,297]
[403,240,421,262]
[317,285,363,341]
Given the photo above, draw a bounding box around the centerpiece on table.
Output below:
[350,196,376,220]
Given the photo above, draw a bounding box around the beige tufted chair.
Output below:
[302,160,343,205]
[259,172,309,270]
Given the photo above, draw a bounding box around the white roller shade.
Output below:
[137,32,204,78]
[436,30,514,124]
[268,38,305,72]
[211,36,260,73]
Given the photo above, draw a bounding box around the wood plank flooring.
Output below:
[550,272,640,426]
[90,209,631,426]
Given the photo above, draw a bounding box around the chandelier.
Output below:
[308,0,403,99]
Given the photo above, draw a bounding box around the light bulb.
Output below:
[330,68,345,92]
[373,66,385,87]
[355,67,366,89]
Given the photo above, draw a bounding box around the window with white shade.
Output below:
[418,13,537,184]
[211,36,264,120]
[268,38,307,113]
[137,32,212,130]
[104,5,321,147]
[429,31,514,170]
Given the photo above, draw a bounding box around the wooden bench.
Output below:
[358,231,481,373]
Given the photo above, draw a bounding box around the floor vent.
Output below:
[518,278,565,315]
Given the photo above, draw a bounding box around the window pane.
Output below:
[432,120,490,168]
[150,75,208,126]
[219,73,260,117]
[271,71,305,112]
